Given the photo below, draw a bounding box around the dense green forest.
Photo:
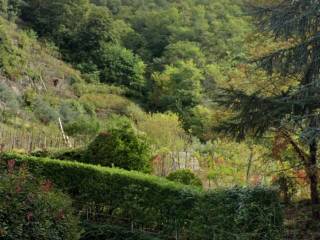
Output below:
[0,0,319,239]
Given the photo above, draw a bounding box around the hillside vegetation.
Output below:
[0,0,269,188]
[1,0,320,239]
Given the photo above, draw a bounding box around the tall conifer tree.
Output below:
[216,0,320,218]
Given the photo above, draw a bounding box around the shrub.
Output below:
[83,124,151,171]
[136,112,187,154]
[0,82,20,121]
[100,114,136,133]
[79,93,130,113]
[0,153,283,240]
[59,100,99,137]
[0,160,81,240]
[167,169,202,188]
[22,88,37,106]
[81,223,161,240]
[32,97,58,124]
[0,82,19,110]
[59,100,84,123]
[64,116,100,137]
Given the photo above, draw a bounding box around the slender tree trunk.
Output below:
[246,146,254,185]
[308,140,320,219]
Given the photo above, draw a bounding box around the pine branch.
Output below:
[214,85,320,140]
[214,88,291,139]
[250,0,320,39]
[254,34,320,77]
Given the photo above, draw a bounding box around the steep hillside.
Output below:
[0,16,146,150]
[0,1,276,190]
[0,17,79,143]
[1,0,320,239]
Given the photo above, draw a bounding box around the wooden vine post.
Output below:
[41,72,72,148]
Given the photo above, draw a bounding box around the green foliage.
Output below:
[215,1,320,142]
[21,0,90,46]
[72,82,125,97]
[81,223,161,240]
[0,20,27,79]
[20,1,147,96]
[0,0,23,21]
[31,148,85,162]
[71,5,113,63]
[0,82,19,110]
[59,100,85,123]
[0,162,81,240]
[79,93,130,114]
[32,97,58,124]
[59,100,99,137]
[110,19,134,45]
[98,44,146,94]
[0,153,283,240]
[167,169,202,188]
[136,112,187,154]
[214,0,320,218]
[183,105,215,141]
[64,116,100,137]
[162,41,206,67]
[152,60,203,112]
[1,0,252,141]
[84,124,151,171]
[129,7,180,60]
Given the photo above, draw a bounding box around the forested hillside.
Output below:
[0,0,319,239]
[14,0,251,142]
[0,0,263,182]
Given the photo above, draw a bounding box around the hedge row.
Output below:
[31,148,85,162]
[81,223,161,240]
[0,153,283,239]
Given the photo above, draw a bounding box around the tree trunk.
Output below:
[246,146,254,185]
[308,140,320,219]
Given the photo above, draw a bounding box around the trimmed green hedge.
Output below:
[31,148,85,162]
[81,223,161,240]
[0,152,283,239]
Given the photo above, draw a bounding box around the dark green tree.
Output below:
[97,44,146,95]
[216,0,320,218]
[84,123,151,172]
[151,60,203,113]
[0,0,24,20]
[70,5,114,67]
[21,0,90,47]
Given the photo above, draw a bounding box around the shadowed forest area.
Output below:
[0,0,319,239]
